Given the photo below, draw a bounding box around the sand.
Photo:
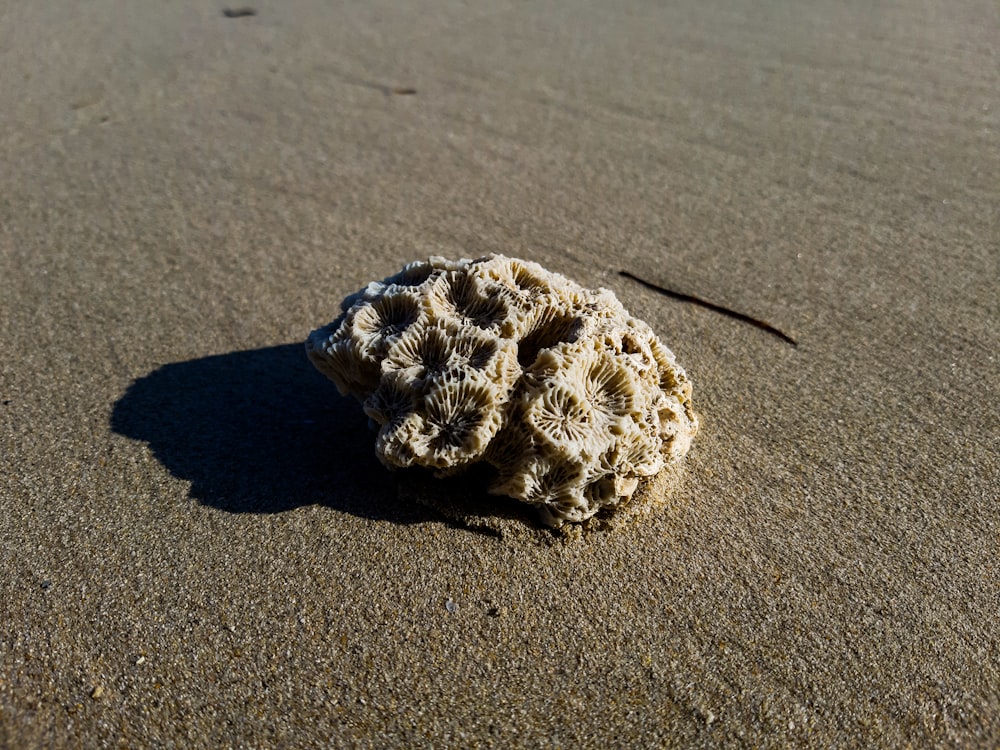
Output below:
[1,0,998,746]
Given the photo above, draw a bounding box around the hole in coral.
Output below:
[419,331,453,377]
[483,422,525,471]
[447,277,509,329]
[534,461,585,501]
[510,264,550,294]
[431,412,483,450]
[584,477,618,508]
[528,396,592,449]
[621,333,644,356]
[467,340,498,370]
[392,264,435,288]
[364,379,415,428]
[585,358,634,418]
[658,369,681,393]
[370,294,420,339]
[516,314,581,368]
[424,382,494,453]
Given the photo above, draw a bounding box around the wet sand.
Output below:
[2,1,998,745]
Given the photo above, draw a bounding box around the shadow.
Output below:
[110,344,438,522]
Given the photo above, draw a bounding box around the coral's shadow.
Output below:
[110,344,434,522]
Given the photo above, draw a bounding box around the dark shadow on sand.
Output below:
[110,344,436,522]
[110,344,537,532]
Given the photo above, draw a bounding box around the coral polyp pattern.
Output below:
[306,255,698,526]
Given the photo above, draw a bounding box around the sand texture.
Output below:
[1,1,998,746]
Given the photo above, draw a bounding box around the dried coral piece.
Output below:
[306,254,698,526]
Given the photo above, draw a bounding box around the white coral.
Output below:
[306,254,698,526]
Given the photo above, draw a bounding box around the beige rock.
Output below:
[306,255,698,526]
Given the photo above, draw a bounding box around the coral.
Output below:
[306,255,698,526]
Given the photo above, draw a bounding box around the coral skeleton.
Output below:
[306,255,698,526]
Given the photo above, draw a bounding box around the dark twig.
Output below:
[619,270,798,347]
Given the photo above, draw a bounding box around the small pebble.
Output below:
[90,686,104,700]
[445,598,458,613]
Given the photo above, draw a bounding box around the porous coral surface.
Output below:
[306,255,698,526]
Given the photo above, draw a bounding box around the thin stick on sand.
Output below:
[619,270,798,347]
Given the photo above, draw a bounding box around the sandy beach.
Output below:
[2,0,998,745]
